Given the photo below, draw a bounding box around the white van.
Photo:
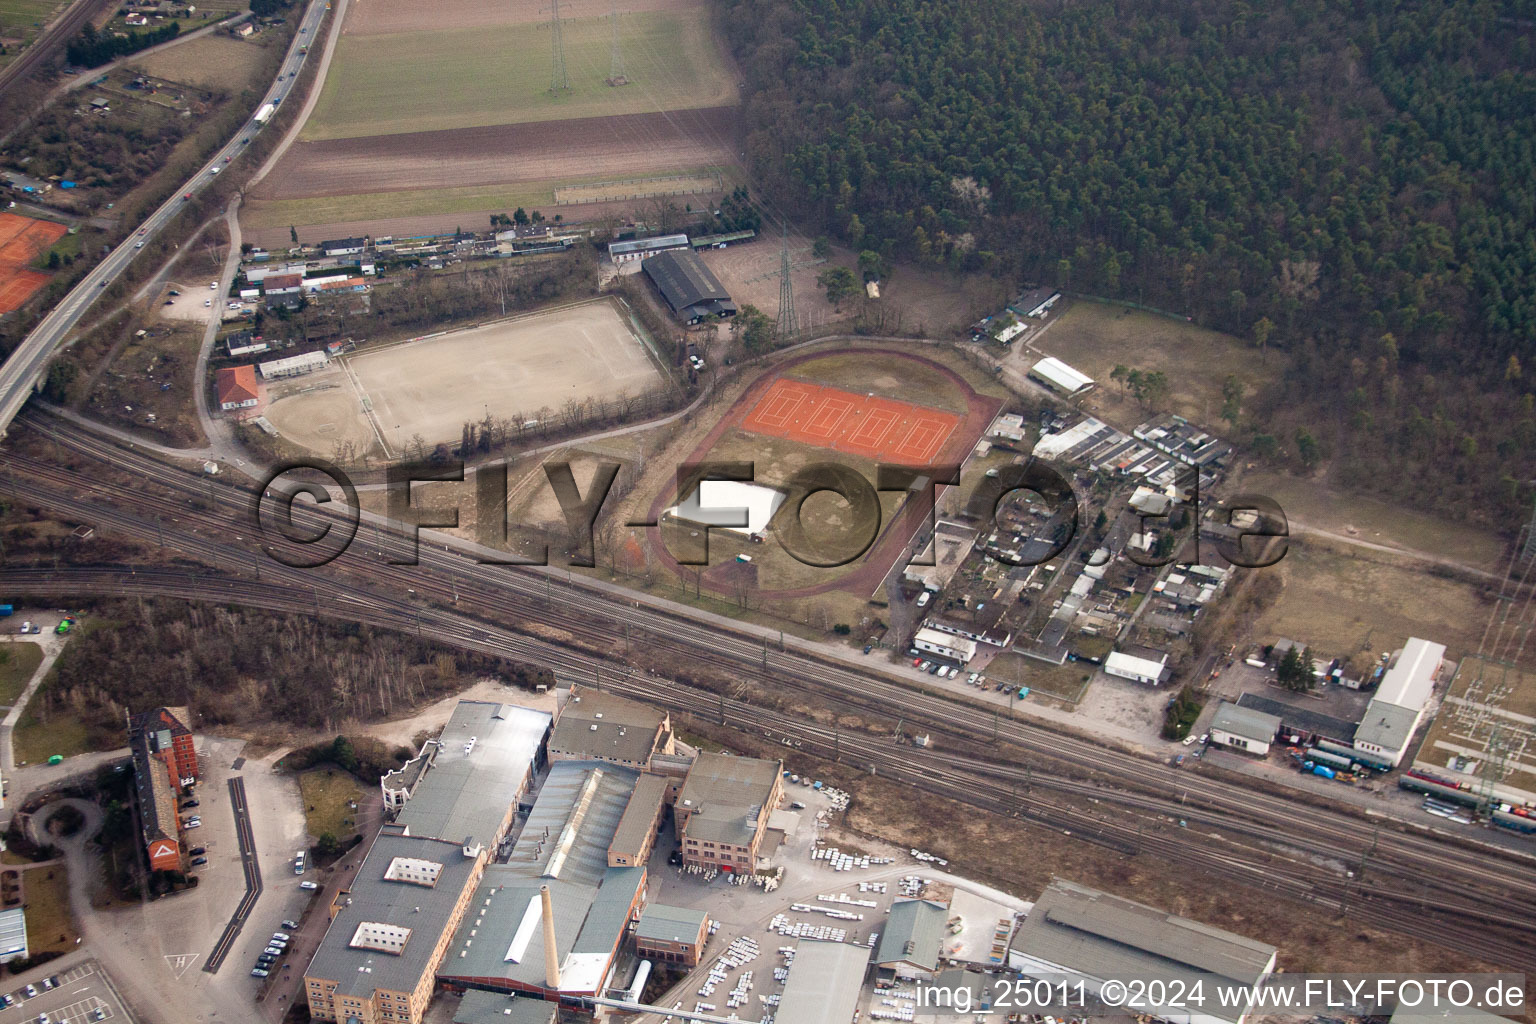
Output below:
[294,851,306,875]
[915,591,932,608]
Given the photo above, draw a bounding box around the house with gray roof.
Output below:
[1209,701,1282,756]
[1009,880,1278,1024]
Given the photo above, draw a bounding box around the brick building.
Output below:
[634,905,709,967]
[675,752,783,872]
[127,707,200,872]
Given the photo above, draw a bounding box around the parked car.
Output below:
[181,800,199,809]
[190,846,206,856]
[1,992,14,1007]
[183,820,201,830]
[272,932,291,942]
[46,979,57,991]
[250,968,268,978]
[263,946,283,957]
[190,856,207,866]
[24,985,37,999]
[37,1013,50,1024]
[299,881,319,891]
[917,661,931,672]
[281,919,299,930]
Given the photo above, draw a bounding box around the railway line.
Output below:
[4,425,1536,969]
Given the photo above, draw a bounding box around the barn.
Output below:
[642,250,737,325]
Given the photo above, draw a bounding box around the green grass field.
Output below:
[0,0,63,69]
[0,642,43,707]
[21,865,77,953]
[242,164,731,230]
[302,7,736,141]
[298,768,364,841]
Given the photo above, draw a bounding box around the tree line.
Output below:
[721,0,1536,523]
[67,20,180,67]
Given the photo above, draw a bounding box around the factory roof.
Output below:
[635,904,708,945]
[641,249,735,318]
[395,701,550,846]
[1011,880,1276,1024]
[874,899,948,971]
[1029,356,1095,396]
[676,752,781,847]
[609,773,668,859]
[1210,701,1283,743]
[504,761,639,886]
[305,833,477,998]
[776,941,872,1024]
[452,990,556,1024]
[1375,638,1445,712]
[549,687,668,765]
[1237,693,1358,744]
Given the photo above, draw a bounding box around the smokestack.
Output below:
[540,885,560,990]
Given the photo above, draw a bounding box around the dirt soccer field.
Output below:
[0,212,65,313]
[263,300,668,457]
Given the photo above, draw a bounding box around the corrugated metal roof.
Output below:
[1030,356,1095,394]
[609,773,667,858]
[1010,880,1275,1024]
[776,941,871,1024]
[874,899,947,970]
[1375,638,1444,712]
[0,908,27,961]
[642,249,732,313]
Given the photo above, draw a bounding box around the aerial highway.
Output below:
[3,431,1536,971]
[0,0,328,436]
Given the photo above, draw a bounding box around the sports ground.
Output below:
[0,212,66,313]
[741,379,961,464]
[263,300,668,457]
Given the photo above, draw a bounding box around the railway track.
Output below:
[5,427,1536,969]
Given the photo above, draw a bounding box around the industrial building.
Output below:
[641,249,738,324]
[311,702,552,1024]
[452,990,555,1024]
[607,234,690,263]
[215,365,259,411]
[127,707,200,873]
[320,237,368,257]
[0,908,26,964]
[1209,701,1282,756]
[675,751,783,872]
[1105,648,1170,685]
[1010,880,1278,1024]
[912,626,977,665]
[435,761,649,1003]
[547,686,675,770]
[872,898,948,983]
[1354,637,1444,767]
[775,940,872,1024]
[258,350,329,380]
[1029,356,1095,397]
[607,773,668,868]
[633,905,710,967]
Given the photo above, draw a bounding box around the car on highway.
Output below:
[134,241,143,248]
[182,193,192,201]
[223,155,231,163]
[300,880,319,891]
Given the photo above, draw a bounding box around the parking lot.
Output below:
[0,960,130,1024]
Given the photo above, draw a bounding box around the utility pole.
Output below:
[547,0,570,92]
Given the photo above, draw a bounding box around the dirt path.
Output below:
[1287,521,1501,582]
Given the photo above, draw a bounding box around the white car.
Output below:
[183,820,201,829]
[300,880,319,891]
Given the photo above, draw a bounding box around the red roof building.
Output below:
[215,365,260,411]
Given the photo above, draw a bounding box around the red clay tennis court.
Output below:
[740,378,962,463]
[0,212,67,314]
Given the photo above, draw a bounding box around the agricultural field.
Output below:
[305,5,735,139]
[251,0,740,240]
[129,30,272,92]
[262,299,670,458]
[0,0,66,71]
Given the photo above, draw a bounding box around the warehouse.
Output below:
[1237,693,1356,747]
[1029,356,1095,397]
[776,940,872,1024]
[259,350,329,380]
[641,249,737,324]
[1209,701,1282,756]
[607,234,689,263]
[913,626,977,665]
[873,898,948,983]
[1354,637,1444,768]
[1105,648,1169,685]
[1009,880,1277,1024]
[548,686,675,770]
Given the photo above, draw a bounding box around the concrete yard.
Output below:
[262,299,670,457]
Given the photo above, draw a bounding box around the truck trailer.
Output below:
[254,102,275,125]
